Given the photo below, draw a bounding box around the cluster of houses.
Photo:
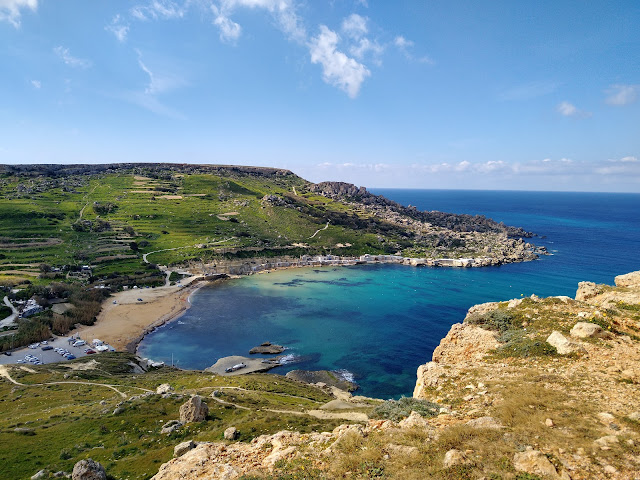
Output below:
[210,253,489,276]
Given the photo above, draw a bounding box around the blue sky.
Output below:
[1,0,639,192]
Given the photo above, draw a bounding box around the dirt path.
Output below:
[0,364,137,399]
[309,221,330,239]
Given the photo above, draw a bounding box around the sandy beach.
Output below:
[72,277,205,353]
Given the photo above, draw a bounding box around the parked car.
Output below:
[85,348,96,354]
[66,354,76,360]
[3,351,11,356]
[41,345,53,351]
[73,340,86,347]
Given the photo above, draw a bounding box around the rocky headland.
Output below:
[152,271,640,479]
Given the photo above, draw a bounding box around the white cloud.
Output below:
[342,13,367,39]
[556,101,591,118]
[53,46,92,69]
[605,84,638,106]
[30,79,40,89]
[136,50,187,95]
[211,5,242,43]
[213,0,306,42]
[0,0,36,28]
[106,14,129,42]
[309,25,370,98]
[620,156,638,163]
[557,101,577,116]
[341,15,382,62]
[394,35,433,64]
[131,0,185,21]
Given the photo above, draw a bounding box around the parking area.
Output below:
[0,336,114,366]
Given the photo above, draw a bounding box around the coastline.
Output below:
[79,247,541,357]
[72,277,206,353]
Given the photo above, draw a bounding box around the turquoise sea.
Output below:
[138,190,640,398]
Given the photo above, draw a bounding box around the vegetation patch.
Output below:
[466,309,520,333]
[371,397,440,422]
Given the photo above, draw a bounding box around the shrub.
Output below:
[494,331,557,358]
[466,309,519,333]
[371,397,440,422]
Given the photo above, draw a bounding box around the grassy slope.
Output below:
[0,354,348,480]
[0,169,389,280]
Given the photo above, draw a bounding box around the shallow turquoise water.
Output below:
[138,190,640,398]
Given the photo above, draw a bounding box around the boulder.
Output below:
[31,469,47,480]
[72,459,106,480]
[398,411,432,429]
[174,440,196,457]
[443,449,469,468]
[179,395,209,423]
[224,427,239,441]
[161,420,183,435]
[570,322,603,338]
[546,331,585,355]
[385,444,419,458]
[627,412,640,422]
[466,416,504,429]
[614,271,640,288]
[513,448,558,478]
[156,383,174,395]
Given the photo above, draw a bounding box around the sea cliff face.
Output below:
[150,271,640,479]
[413,270,640,478]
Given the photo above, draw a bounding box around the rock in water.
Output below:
[249,342,285,354]
[179,395,209,423]
[72,459,106,480]
[285,370,357,391]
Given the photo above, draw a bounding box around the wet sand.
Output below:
[72,277,204,352]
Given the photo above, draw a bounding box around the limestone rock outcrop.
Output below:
[179,395,209,423]
[72,459,106,480]
[615,271,640,288]
[432,323,500,364]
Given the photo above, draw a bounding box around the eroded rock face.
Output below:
[72,459,106,480]
[576,281,605,301]
[615,271,640,288]
[432,323,500,364]
[179,395,209,423]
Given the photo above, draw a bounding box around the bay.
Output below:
[138,190,640,398]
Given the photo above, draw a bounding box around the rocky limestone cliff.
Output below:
[151,271,640,479]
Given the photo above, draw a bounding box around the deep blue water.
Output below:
[138,190,640,399]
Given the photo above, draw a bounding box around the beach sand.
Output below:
[72,277,204,352]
